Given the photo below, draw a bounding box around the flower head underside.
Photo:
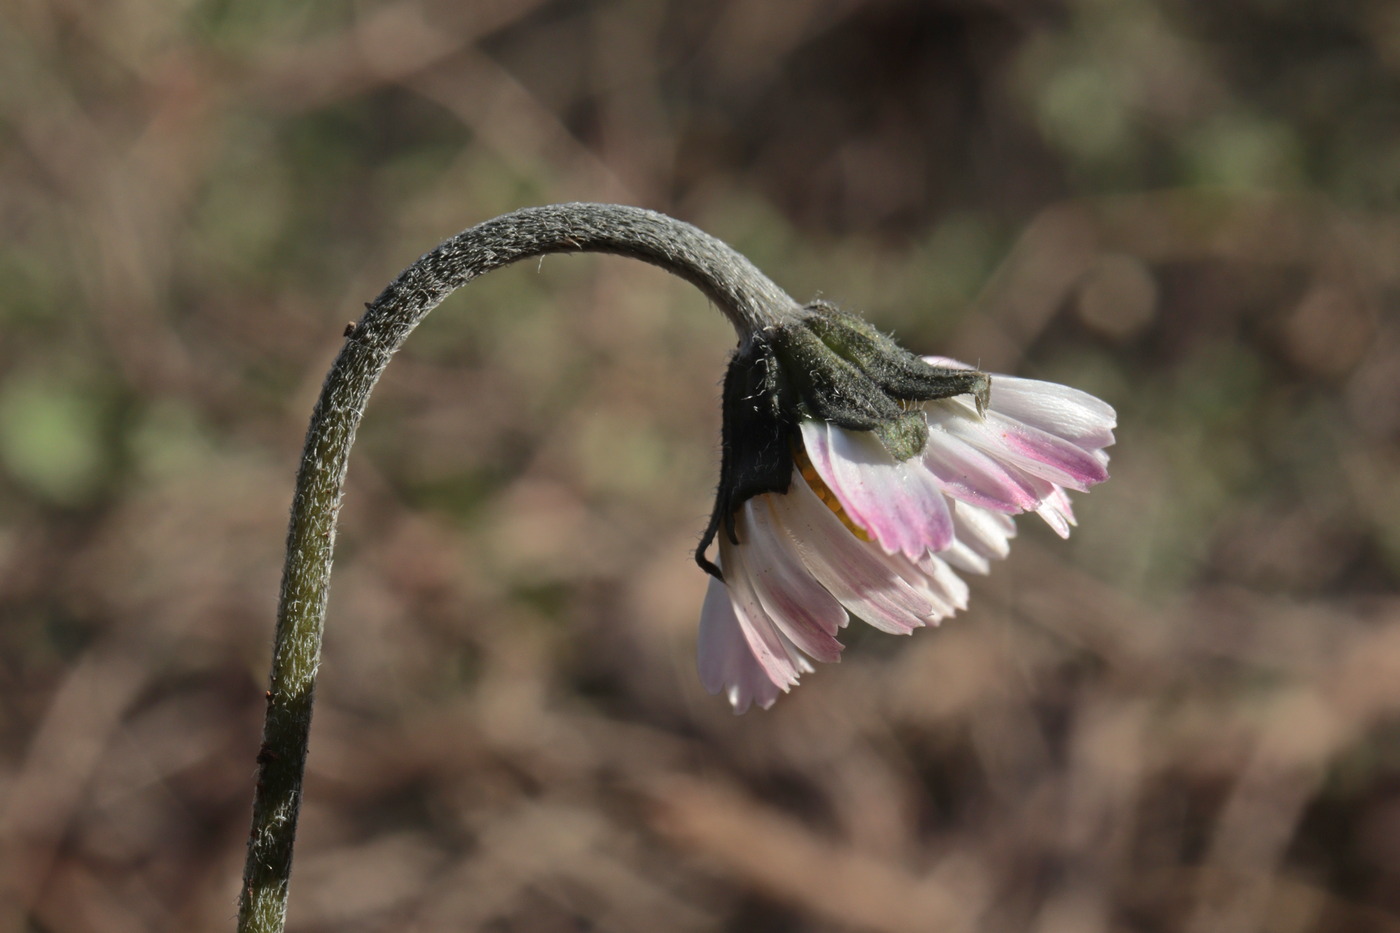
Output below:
[697,303,1116,712]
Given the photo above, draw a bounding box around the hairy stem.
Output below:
[237,204,803,932]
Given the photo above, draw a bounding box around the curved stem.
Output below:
[237,204,803,932]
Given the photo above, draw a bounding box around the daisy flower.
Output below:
[695,302,1115,712]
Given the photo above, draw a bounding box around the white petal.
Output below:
[938,537,991,576]
[951,500,1017,562]
[920,355,973,370]
[1033,485,1077,538]
[913,552,971,615]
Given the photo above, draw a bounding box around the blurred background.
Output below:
[3,1,1400,930]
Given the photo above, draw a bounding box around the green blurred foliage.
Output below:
[0,371,107,504]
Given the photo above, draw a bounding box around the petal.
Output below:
[908,551,972,621]
[951,500,1017,562]
[697,575,784,713]
[988,376,1117,449]
[937,537,991,576]
[740,498,848,663]
[777,630,818,675]
[920,420,1041,512]
[800,420,954,559]
[880,555,955,622]
[920,355,973,370]
[919,355,1116,477]
[718,531,802,688]
[937,409,1108,492]
[983,412,1110,490]
[770,471,938,634]
[1033,484,1077,538]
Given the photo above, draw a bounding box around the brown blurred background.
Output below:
[3,1,1400,931]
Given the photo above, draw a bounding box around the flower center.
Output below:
[793,445,871,543]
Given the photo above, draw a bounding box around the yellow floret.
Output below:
[793,446,871,543]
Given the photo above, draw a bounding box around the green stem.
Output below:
[236,204,802,932]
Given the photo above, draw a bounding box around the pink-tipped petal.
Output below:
[861,549,941,625]
[741,499,848,663]
[983,412,1110,490]
[939,411,1107,492]
[697,575,784,713]
[920,422,1041,512]
[915,356,1114,530]
[920,355,1116,453]
[800,420,953,559]
[988,376,1118,449]
[771,472,938,634]
[718,531,802,688]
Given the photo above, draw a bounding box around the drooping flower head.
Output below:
[697,301,1116,712]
